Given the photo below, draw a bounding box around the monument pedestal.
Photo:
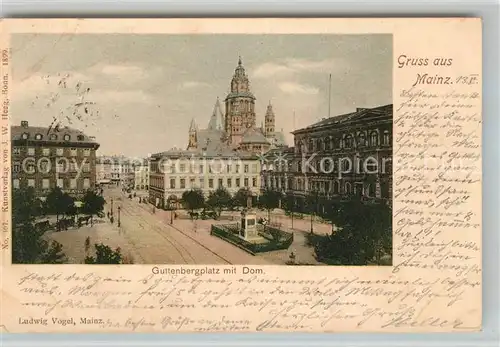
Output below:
[239,209,259,241]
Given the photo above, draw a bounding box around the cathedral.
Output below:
[187,57,287,154]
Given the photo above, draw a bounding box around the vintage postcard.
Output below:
[0,18,481,333]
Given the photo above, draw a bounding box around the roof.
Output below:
[267,131,287,147]
[152,145,258,160]
[207,98,225,131]
[293,104,393,134]
[241,128,270,144]
[11,122,99,146]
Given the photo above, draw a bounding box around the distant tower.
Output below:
[187,118,198,149]
[264,101,275,136]
[224,56,256,146]
[208,97,225,131]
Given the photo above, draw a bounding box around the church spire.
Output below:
[208,97,224,131]
[265,101,275,135]
[189,118,197,132]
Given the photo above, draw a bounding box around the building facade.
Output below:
[96,156,134,187]
[11,120,100,197]
[149,148,261,208]
[261,104,393,211]
[133,159,150,190]
[186,57,287,154]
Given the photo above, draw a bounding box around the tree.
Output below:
[307,200,392,265]
[82,190,105,226]
[233,187,252,209]
[283,192,295,214]
[46,187,66,225]
[206,187,232,217]
[181,189,205,212]
[84,243,123,264]
[258,189,283,220]
[12,186,66,264]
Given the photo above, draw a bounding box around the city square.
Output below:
[10,34,393,266]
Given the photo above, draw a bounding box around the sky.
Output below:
[10,34,392,158]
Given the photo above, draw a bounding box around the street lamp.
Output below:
[117,206,121,227]
[111,198,114,217]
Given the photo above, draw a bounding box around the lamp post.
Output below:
[111,198,114,217]
[117,206,121,227]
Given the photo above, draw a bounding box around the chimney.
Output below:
[21,121,28,128]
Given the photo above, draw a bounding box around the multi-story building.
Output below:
[96,156,134,187]
[262,104,393,212]
[133,158,150,190]
[149,147,261,209]
[11,120,100,197]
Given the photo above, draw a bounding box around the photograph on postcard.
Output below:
[9,34,393,266]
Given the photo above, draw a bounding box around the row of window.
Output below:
[12,161,92,174]
[168,176,258,190]
[151,162,258,174]
[13,177,91,189]
[20,132,86,142]
[12,147,92,157]
[297,130,391,153]
[263,178,390,198]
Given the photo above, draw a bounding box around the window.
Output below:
[244,164,249,173]
[370,131,379,146]
[344,135,353,148]
[42,148,50,156]
[383,130,390,145]
[199,178,205,189]
[170,164,176,173]
[50,134,58,140]
[180,164,186,172]
[190,178,195,188]
[13,147,21,155]
[77,135,84,141]
[358,133,366,146]
[235,165,240,173]
[56,148,64,156]
[39,160,49,173]
[180,179,185,189]
[27,162,35,174]
[226,164,231,173]
[208,179,214,188]
[218,178,223,187]
[57,179,64,188]
[13,162,21,173]
[21,132,29,140]
[64,134,71,141]
[83,148,91,156]
[83,163,90,173]
[27,147,35,155]
[28,179,35,187]
[252,164,257,173]
[244,178,249,187]
[13,179,20,189]
[227,178,232,188]
[252,177,257,187]
[70,179,77,189]
[199,165,204,174]
[35,133,43,140]
[83,178,90,188]
[236,178,240,187]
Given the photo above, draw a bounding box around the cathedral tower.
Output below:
[187,118,198,150]
[224,57,256,146]
[264,101,276,136]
